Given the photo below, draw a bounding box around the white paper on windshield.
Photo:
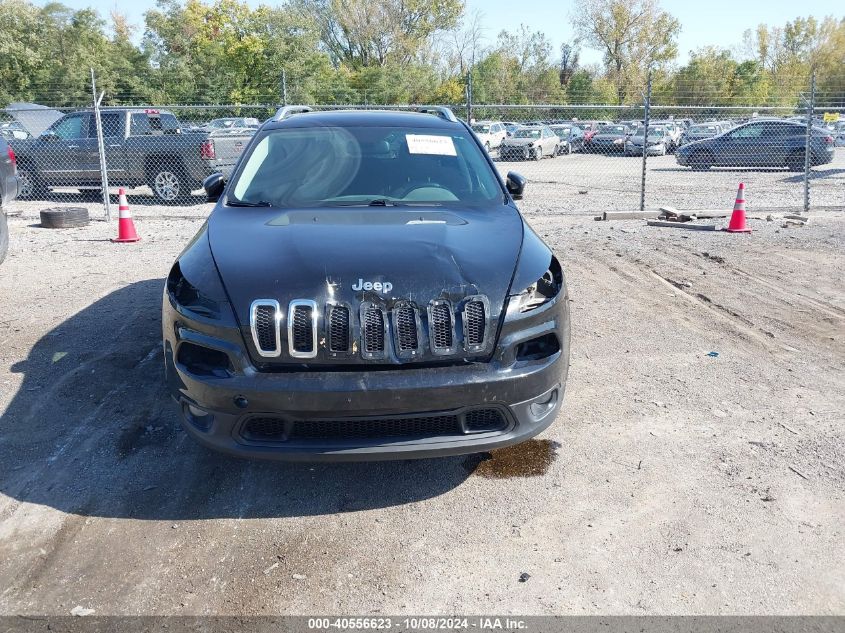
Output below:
[406,134,457,156]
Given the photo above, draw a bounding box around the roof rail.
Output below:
[412,106,458,123]
[273,105,312,121]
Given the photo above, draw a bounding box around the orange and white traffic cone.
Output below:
[725,183,751,233]
[112,188,140,243]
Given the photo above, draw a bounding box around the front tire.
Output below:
[690,151,712,170]
[786,151,805,172]
[16,165,47,200]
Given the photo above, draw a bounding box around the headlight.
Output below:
[512,260,563,313]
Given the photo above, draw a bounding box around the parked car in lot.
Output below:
[624,126,668,156]
[186,117,260,132]
[580,120,613,149]
[650,120,682,152]
[499,125,559,160]
[10,108,253,203]
[503,121,520,135]
[587,124,629,153]
[549,124,584,154]
[0,121,30,140]
[679,122,723,146]
[833,122,845,147]
[676,119,835,171]
[471,120,508,151]
[1,137,20,265]
[164,106,570,460]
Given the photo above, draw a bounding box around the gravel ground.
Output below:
[0,193,843,615]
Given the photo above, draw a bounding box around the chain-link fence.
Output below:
[2,73,843,214]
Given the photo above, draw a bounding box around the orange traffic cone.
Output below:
[725,182,751,233]
[112,188,140,243]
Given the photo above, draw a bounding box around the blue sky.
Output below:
[38,0,843,65]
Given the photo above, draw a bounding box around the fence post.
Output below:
[803,71,815,214]
[466,71,473,124]
[640,70,652,212]
[281,69,287,106]
[90,68,111,221]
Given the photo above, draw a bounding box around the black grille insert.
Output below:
[240,407,510,444]
[361,305,386,355]
[252,302,279,355]
[242,416,288,441]
[464,408,507,432]
[463,299,486,348]
[327,304,350,352]
[429,301,454,351]
[291,304,314,353]
[394,304,419,352]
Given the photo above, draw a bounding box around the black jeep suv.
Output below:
[163,106,570,460]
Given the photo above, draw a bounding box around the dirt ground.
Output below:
[0,194,843,615]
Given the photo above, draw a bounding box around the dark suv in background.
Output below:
[0,137,20,265]
[676,119,835,170]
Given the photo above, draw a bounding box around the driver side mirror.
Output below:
[506,172,526,200]
[203,172,225,203]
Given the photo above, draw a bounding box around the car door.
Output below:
[82,112,127,183]
[32,113,89,185]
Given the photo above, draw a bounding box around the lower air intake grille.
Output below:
[361,305,386,356]
[327,305,350,352]
[290,414,461,441]
[464,408,507,432]
[394,305,419,351]
[239,408,510,444]
[251,301,280,357]
[429,302,454,351]
[463,299,486,348]
[242,416,287,441]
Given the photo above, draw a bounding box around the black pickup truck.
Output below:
[10,108,253,203]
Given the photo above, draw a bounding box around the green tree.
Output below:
[572,0,680,104]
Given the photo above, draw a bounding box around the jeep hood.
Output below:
[208,205,524,358]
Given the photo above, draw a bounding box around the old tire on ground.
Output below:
[0,210,8,265]
[147,163,193,204]
[40,206,90,229]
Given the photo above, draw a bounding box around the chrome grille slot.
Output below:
[327,304,351,353]
[462,295,490,352]
[428,300,456,354]
[393,303,420,354]
[250,300,281,358]
[288,300,317,359]
[360,302,387,359]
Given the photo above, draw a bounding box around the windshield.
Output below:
[602,126,626,134]
[230,126,503,208]
[513,128,541,139]
[690,125,717,133]
[471,124,492,133]
[209,119,237,128]
[633,128,664,137]
[551,127,570,135]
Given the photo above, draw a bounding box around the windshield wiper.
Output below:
[226,198,273,207]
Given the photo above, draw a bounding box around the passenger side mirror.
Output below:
[506,172,527,200]
[39,131,58,142]
[203,172,225,203]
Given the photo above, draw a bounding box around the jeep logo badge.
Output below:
[352,278,393,293]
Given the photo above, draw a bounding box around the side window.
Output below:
[88,113,122,138]
[52,115,85,140]
[730,124,764,139]
[130,113,151,136]
[160,113,180,133]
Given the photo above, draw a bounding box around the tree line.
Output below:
[0,0,842,109]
